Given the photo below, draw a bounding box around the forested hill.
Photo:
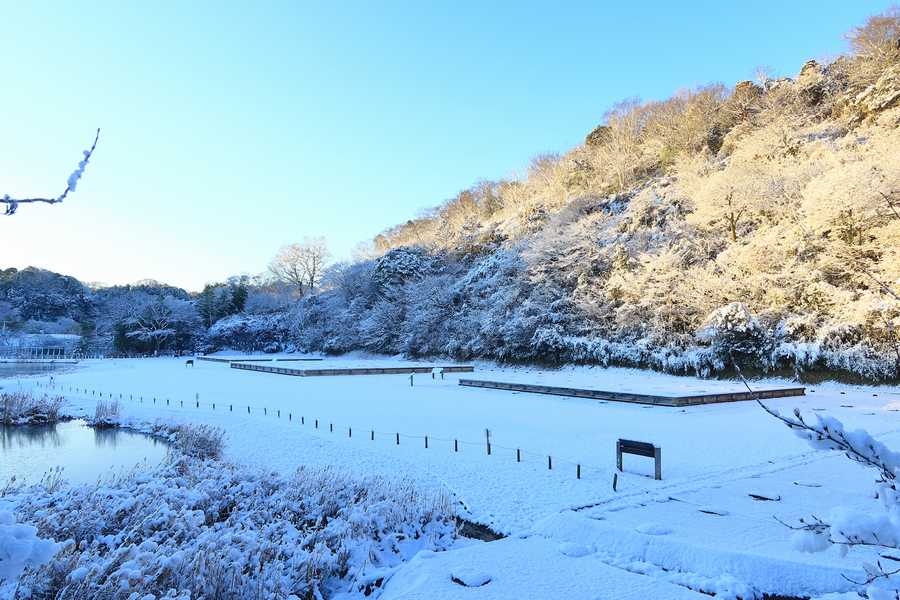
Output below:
[0,267,285,355]
[5,12,900,382]
[291,13,900,382]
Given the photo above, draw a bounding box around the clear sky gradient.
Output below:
[1,0,892,291]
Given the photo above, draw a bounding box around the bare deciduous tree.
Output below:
[268,237,331,294]
[2,129,100,216]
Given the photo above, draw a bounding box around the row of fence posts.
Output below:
[34,380,592,481]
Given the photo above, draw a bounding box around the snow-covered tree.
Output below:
[123,295,199,353]
[268,237,331,294]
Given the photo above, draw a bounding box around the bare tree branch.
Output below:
[2,128,100,216]
[878,190,900,220]
[268,238,331,293]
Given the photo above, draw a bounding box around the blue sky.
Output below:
[0,0,892,291]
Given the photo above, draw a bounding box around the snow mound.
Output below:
[451,567,492,587]
[0,509,59,590]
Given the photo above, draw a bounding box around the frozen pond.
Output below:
[0,361,76,380]
[0,420,169,486]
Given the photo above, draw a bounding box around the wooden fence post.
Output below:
[616,440,623,472]
[654,447,662,481]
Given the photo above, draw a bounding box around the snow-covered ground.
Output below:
[6,355,900,598]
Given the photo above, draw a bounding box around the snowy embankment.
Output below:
[2,454,455,598]
[4,356,900,598]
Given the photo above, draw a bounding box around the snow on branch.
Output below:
[757,399,900,482]
[757,386,900,596]
[736,356,900,594]
[1,128,100,216]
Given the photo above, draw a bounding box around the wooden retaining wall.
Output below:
[230,363,475,377]
[457,379,805,407]
[196,356,324,364]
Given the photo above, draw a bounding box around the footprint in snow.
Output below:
[558,542,592,557]
[635,523,672,535]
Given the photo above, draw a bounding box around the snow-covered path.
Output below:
[6,356,900,598]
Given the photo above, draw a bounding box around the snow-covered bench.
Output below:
[616,439,661,480]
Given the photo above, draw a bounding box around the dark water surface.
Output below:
[0,420,168,486]
[0,362,76,380]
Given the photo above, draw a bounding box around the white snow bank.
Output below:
[382,536,707,599]
[7,456,455,598]
[532,511,862,598]
[0,504,59,595]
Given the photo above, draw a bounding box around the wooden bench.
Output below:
[617,438,661,480]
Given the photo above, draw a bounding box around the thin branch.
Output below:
[858,265,900,301]
[2,128,100,215]
[879,190,900,221]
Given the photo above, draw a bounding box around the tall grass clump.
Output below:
[0,392,65,425]
[89,399,120,427]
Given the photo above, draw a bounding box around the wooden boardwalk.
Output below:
[457,379,805,407]
[231,363,475,377]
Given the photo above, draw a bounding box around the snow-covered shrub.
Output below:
[206,312,286,353]
[763,403,900,598]
[7,458,455,599]
[358,298,405,353]
[372,247,438,296]
[0,393,64,425]
[170,423,225,460]
[699,303,773,367]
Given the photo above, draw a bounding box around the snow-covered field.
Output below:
[5,355,900,598]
